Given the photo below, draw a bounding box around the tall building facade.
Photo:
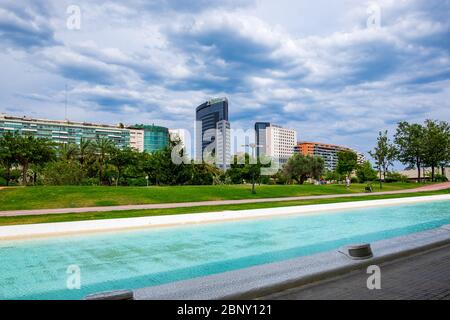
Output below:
[295,141,364,171]
[255,122,297,164]
[195,98,231,170]
[255,122,270,159]
[0,114,169,153]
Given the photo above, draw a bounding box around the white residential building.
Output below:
[129,129,144,152]
[215,120,231,170]
[255,123,297,164]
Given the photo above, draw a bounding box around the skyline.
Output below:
[0,0,449,160]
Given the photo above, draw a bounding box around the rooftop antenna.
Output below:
[64,84,68,121]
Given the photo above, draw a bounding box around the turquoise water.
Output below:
[1,200,450,300]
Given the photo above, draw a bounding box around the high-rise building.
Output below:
[195,98,231,170]
[295,141,365,171]
[255,122,270,159]
[255,122,297,164]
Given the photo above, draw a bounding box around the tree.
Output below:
[59,143,79,162]
[394,122,425,183]
[283,154,324,185]
[14,135,55,185]
[78,139,94,167]
[356,161,378,183]
[93,138,114,184]
[0,132,17,186]
[369,131,397,189]
[336,150,358,180]
[422,120,450,182]
[109,147,137,186]
[42,161,84,185]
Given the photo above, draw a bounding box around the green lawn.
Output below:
[0,183,420,211]
[0,189,448,226]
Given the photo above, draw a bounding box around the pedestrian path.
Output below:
[260,244,450,300]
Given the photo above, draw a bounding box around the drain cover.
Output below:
[339,243,373,260]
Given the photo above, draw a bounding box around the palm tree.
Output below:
[78,139,93,167]
[93,137,114,184]
[59,143,79,162]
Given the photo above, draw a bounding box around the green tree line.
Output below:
[370,119,450,188]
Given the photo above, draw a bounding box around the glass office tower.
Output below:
[195,98,231,170]
[255,122,270,159]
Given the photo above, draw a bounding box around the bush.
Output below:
[126,177,148,186]
[351,177,359,183]
[80,177,100,186]
[385,172,410,183]
[433,174,448,182]
[42,161,85,185]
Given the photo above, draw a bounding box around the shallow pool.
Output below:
[1,200,450,300]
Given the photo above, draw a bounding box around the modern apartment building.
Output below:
[195,98,231,170]
[0,114,169,153]
[255,122,297,164]
[0,114,131,148]
[295,141,365,171]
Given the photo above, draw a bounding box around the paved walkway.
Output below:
[0,182,449,217]
[261,244,450,300]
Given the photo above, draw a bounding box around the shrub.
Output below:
[80,177,100,186]
[350,177,359,183]
[385,172,410,183]
[433,174,448,182]
[126,177,148,186]
[42,161,85,185]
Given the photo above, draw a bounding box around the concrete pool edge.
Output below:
[133,226,450,300]
[1,194,450,240]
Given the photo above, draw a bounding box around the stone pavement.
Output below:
[260,244,450,300]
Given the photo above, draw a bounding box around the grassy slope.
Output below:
[0,183,419,211]
[1,188,448,226]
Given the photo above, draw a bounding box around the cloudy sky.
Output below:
[0,0,449,159]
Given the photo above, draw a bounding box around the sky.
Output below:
[0,0,449,161]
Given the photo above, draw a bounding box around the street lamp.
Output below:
[242,143,263,194]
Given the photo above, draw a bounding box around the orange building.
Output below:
[295,141,364,171]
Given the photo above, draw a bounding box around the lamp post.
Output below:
[242,143,263,194]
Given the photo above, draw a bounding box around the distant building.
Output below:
[0,114,130,148]
[169,129,187,147]
[397,167,450,182]
[295,141,364,171]
[130,124,170,153]
[0,114,170,153]
[129,129,145,152]
[255,122,297,164]
[195,98,231,170]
